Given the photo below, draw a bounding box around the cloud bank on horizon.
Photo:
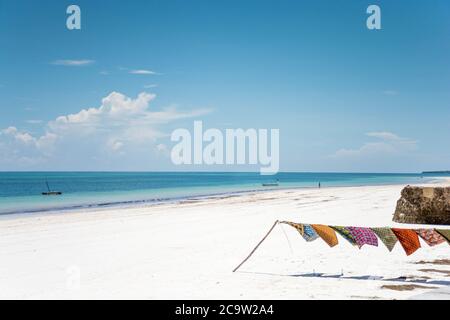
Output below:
[0,92,211,170]
[332,132,417,159]
[0,89,420,172]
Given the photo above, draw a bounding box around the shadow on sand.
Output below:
[238,271,450,286]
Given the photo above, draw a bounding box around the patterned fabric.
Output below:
[347,227,378,248]
[281,221,319,242]
[312,224,339,247]
[371,227,398,252]
[331,226,357,246]
[391,228,421,256]
[435,229,450,243]
[281,221,446,255]
[414,229,446,247]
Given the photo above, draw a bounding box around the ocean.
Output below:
[0,172,444,215]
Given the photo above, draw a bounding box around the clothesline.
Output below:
[232,220,450,272]
[280,221,449,255]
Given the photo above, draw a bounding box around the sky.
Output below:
[0,0,449,172]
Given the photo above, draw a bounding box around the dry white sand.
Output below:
[0,181,449,299]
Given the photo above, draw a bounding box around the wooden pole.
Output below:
[232,220,279,272]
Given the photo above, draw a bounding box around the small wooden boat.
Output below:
[42,181,62,196]
[262,180,279,187]
[42,191,62,196]
[262,183,278,187]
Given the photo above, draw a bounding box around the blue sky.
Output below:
[0,0,449,172]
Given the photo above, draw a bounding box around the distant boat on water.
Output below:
[42,181,62,196]
[262,179,279,187]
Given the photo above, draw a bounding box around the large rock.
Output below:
[393,186,450,225]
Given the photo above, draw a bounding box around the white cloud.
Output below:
[144,84,158,88]
[35,132,58,153]
[1,126,57,150]
[51,92,156,128]
[15,132,35,144]
[366,131,399,140]
[107,139,124,152]
[48,92,209,132]
[332,131,417,159]
[366,132,417,151]
[2,126,18,135]
[0,126,57,167]
[1,126,35,144]
[129,69,159,75]
[0,92,211,167]
[51,59,95,66]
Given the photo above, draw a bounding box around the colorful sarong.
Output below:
[347,227,378,248]
[312,224,339,247]
[435,229,450,243]
[414,229,446,247]
[371,227,398,251]
[331,226,357,246]
[391,228,421,256]
[281,221,319,242]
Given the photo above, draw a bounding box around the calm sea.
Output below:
[0,172,444,215]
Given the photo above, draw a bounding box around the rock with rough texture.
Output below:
[393,186,450,225]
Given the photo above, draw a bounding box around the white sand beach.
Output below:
[0,181,449,300]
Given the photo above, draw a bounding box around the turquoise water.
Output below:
[0,172,444,215]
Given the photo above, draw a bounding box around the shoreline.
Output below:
[0,176,447,218]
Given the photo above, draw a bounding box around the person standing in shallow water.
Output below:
[318,182,321,188]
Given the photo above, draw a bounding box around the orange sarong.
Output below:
[312,224,339,247]
[391,228,421,256]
